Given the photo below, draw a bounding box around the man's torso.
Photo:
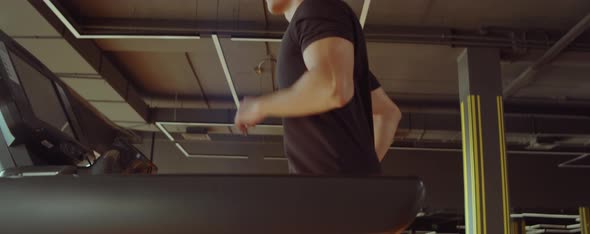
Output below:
[276,0,380,175]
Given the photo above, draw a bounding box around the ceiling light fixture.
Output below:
[510,213,580,219]
[231,38,282,43]
[175,142,248,159]
[78,35,201,40]
[212,34,241,108]
[43,0,200,40]
[155,121,282,142]
[155,121,281,158]
[360,0,372,28]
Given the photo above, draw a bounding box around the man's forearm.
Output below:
[257,69,353,118]
[373,112,401,162]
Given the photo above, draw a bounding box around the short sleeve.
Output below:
[369,71,381,91]
[294,14,354,52]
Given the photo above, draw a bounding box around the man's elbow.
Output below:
[389,103,402,122]
[379,102,402,122]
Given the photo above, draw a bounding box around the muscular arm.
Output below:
[371,87,402,162]
[256,37,355,117]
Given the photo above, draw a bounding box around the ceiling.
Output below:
[0,0,588,136]
[3,1,590,124]
[0,0,589,157]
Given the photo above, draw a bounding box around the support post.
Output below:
[458,48,510,234]
[581,207,590,234]
[511,218,525,234]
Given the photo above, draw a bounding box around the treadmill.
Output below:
[0,30,90,174]
[0,30,425,234]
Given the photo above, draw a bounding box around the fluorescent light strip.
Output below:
[360,0,372,28]
[175,143,247,159]
[77,35,200,40]
[155,121,282,142]
[21,171,60,177]
[158,122,235,127]
[558,154,590,168]
[511,213,580,219]
[155,122,174,141]
[567,224,581,229]
[188,155,249,160]
[264,157,288,161]
[212,34,241,108]
[175,143,190,156]
[154,121,284,157]
[231,37,282,43]
[44,0,81,37]
[390,146,461,152]
[527,224,567,229]
[43,0,200,40]
[156,121,281,128]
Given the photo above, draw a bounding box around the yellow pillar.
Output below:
[511,218,525,234]
[581,207,590,234]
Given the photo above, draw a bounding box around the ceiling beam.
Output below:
[151,108,590,137]
[148,94,590,117]
[71,17,590,52]
[503,13,590,97]
[29,0,150,121]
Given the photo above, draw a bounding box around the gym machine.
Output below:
[0,30,424,234]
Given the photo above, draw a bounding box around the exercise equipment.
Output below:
[0,175,424,234]
[0,29,425,234]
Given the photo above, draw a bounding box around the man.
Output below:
[234,0,402,175]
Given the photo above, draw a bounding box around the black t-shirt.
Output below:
[277,0,382,175]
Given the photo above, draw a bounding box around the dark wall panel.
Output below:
[508,154,590,209]
[382,151,464,212]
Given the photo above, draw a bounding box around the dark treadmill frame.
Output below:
[0,30,89,169]
[0,30,86,147]
[0,175,425,234]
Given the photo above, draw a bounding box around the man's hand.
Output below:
[234,97,266,135]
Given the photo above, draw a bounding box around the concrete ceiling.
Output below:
[2,0,590,130]
[0,0,62,37]
[1,0,149,126]
[368,0,590,30]
[54,0,590,104]
[59,0,590,30]
[60,0,362,24]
